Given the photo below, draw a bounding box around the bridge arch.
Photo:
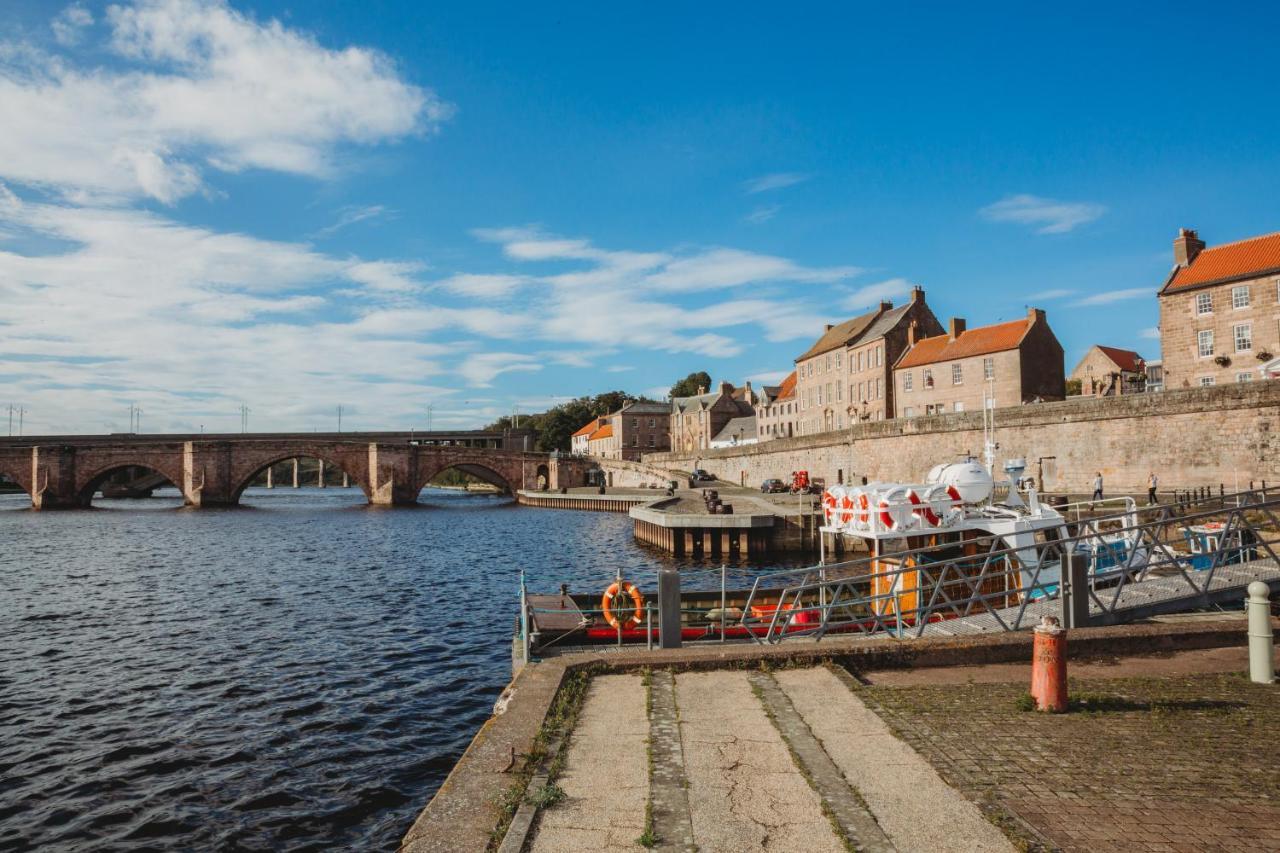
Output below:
[75,461,185,507]
[230,451,368,502]
[0,460,32,505]
[415,457,521,497]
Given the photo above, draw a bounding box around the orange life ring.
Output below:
[822,491,837,523]
[839,494,855,524]
[857,492,870,524]
[946,485,963,506]
[911,489,941,526]
[601,581,644,629]
[878,498,895,530]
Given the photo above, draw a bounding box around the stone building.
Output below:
[1070,345,1147,396]
[710,415,758,449]
[1157,228,1280,389]
[585,420,616,457]
[793,287,943,435]
[605,400,671,460]
[893,308,1065,417]
[570,418,602,455]
[754,370,798,441]
[669,381,755,453]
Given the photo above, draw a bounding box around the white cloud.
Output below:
[310,204,388,239]
[436,273,527,298]
[460,352,541,387]
[1072,287,1150,306]
[747,370,790,385]
[743,205,780,225]
[842,277,914,310]
[1140,326,1161,339]
[744,172,810,194]
[51,4,94,46]
[0,0,447,202]
[1028,288,1076,300]
[980,194,1106,234]
[606,365,634,373]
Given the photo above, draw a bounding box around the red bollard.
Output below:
[1030,615,1068,712]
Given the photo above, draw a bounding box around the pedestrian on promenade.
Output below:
[1091,472,1104,506]
[1148,472,1159,505]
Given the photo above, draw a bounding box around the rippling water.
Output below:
[0,487,793,851]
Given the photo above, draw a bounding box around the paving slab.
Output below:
[774,667,1014,853]
[675,671,843,853]
[648,671,695,852]
[529,674,648,853]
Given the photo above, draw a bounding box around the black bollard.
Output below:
[658,568,682,649]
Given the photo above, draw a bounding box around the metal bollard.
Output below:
[1247,582,1275,684]
[658,567,682,650]
[1030,615,1068,712]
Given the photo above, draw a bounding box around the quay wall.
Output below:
[644,382,1280,494]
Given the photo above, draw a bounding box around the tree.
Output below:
[669,370,711,399]
[1065,378,1083,396]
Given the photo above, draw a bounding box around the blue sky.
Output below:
[2,1,1278,433]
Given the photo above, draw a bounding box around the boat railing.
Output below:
[741,490,1280,643]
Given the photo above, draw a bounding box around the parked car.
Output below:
[808,477,826,495]
[688,469,716,488]
[760,478,787,494]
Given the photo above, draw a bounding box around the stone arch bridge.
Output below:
[0,432,594,509]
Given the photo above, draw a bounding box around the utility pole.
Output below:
[337,405,343,433]
[18,406,25,436]
[240,404,250,433]
[427,403,433,432]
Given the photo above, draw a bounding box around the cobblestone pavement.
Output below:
[860,671,1280,852]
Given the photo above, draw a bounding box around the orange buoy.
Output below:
[601,581,644,629]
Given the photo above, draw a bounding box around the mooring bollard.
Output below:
[1247,581,1275,684]
[1030,615,1068,712]
[658,567,682,650]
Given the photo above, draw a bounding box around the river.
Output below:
[0,487,793,851]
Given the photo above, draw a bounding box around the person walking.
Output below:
[1147,472,1159,506]
[1091,472,1104,506]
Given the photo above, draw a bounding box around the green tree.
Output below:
[669,370,711,399]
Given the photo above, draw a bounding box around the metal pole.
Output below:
[720,563,727,644]
[646,603,653,651]
[1247,581,1274,684]
[519,570,530,667]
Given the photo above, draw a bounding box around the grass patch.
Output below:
[526,783,565,809]
[1014,692,1036,712]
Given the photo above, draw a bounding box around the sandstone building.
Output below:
[893,308,1065,416]
[1157,228,1280,389]
[669,381,755,453]
[754,370,798,441]
[572,401,670,460]
[793,287,943,435]
[1070,345,1147,396]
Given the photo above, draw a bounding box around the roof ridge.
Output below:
[1195,228,1280,253]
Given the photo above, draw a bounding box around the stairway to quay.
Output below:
[402,615,1280,853]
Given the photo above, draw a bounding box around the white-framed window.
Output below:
[1196,292,1213,315]
[817,385,823,405]
[923,369,934,389]
[1237,371,1255,383]
[648,434,656,446]
[834,352,842,370]
[825,354,831,371]
[903,406,915,418]
[903,372,913,392]
[1199,376,1216,387]
[876,346,883,367]
[954,401,965,412]
[632,435,639,447]
[1275,277,1280,303]
[856,351,863,372]
[836,382,843,402]
[951,363,963,385]
[1234,323,1252,352]
[858,381,866,401]
[983,357,994,380]
[1197,329,1214,358]
[876,377,883,399]
[1232,285,1251,309]
[648,417,655,427]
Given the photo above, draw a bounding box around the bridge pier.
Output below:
[292,458,299,489]
[318,459,325,488]
[266,465,274,489]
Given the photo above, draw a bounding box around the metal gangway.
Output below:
[741,490,1280,643]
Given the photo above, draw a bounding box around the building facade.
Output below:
[1070,345,1147,396]
[670,381,755,453]
[793,287,943,435]
[1157,228,1280,389]
[893,309,1065,416]
[605,401,671,460]
[754,371,798,441]
[710,415,758,449]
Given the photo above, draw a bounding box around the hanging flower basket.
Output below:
[1257,350,1273,362]
[1213,355,1232,367]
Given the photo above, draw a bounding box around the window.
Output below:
[952,363,963,385]
[826,382,832,403]
[648,417,655,428]
[816,385,823,405]
[923,369,934,389]
[954,402,965,412]
[876,377,883,399]
[1237,372,1255,383]
[1196,292,1213,315]
[903,406,915,418]
[1197,329,1214,358]
[858,381,866,401]
[632,436,639,447]
[856,351,863,372]
[825,354,831,371]
[983,357,994,381]
[904,372,913,392]
[632,418,639,429]
[876,346,883,367]
[1234,323,1252,352]
[1199,376,1216,387]
[1232,285,1250,309]
[834,352,842,370]
[836,382,843,402]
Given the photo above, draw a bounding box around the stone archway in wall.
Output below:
[416,460,518,497]
[75,461,186,507]
[231,452,368,503]
[535,463,550,490]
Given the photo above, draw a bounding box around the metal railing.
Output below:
[740,491,1280,644]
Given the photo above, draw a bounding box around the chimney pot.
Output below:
[910,286,923,302]
[948,317,966,340]
[879,301,893,312]
[824,323,834,332]
[1174,228,1205,267]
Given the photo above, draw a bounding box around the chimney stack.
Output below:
[824,323,834,332]
[879,301,893,312]
[907,320,918,347]
[718,380,732,396]
[1174,228,1205,268]
[1027,307,1046,323]
[910,285,924,303]
[948,317,966,340]
[696,384,707,395]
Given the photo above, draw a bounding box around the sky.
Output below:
[2,0,1279,434]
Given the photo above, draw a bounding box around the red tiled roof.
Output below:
[1163,231,1280,293]
[571,419,599,438]
[896,317,1032,369]
[588,423,612,441]
[775,370,797,401]
[1095,345,1144,373]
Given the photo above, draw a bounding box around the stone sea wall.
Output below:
[644,382,1280,493]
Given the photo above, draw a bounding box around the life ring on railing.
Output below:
[839,494,855,525]
[878,498,895,530]
[601,581,644,629]
[857,492,870,525]
[911,488,941,526]
[946,485,963,506]
[822,491,837,524]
